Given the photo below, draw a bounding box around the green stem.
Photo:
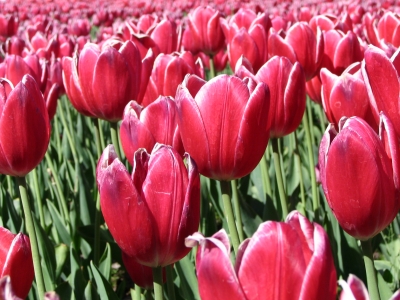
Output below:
[110,122,121,159]
[271,138,288,219]
[31,168,45,228]
[59,97,78,163]
[131,286,141,300]
[260,154,272,197]
[231,180,244,242]
[98,119,106,151]
[6,175,13,197]
[166,265,176,300]
[45,153,70,224]
[93,119,103,265]
[302,103,319,218]
[220,180,240,256]
[53,113,62,162]
[294,131,306,213]
[209,56,215,79]
[17,176,46,299]
[152,266,163,300]
[361,239,381,300]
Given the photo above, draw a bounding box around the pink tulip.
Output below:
[0,75,50,177]
[96,144,200,267]
[120,97,183,166]
[186,211,337,300]
[175,74,270,180]
[319,114,400,240]
[0,227,34,299]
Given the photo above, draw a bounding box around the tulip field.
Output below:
[2,0,400,299]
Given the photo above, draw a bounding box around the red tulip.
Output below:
[186,211,337,300]
[142,52,204,106]
[319,114,400,240]
[221,9,270,72]
[0,227,34,299]
[0,75,50,177]
[150,19,182,54]
[175,74,270,180]
[96,144,200,267]
[339,274,369,300]
[362,45,400,136]
[321,29,363,75]
[0,14,18,42]
[182,6,225,56]
[255,56,306,138]
[268,22,323,81]
[320,63,376,130]
[120,97,183,166]
[62,40,143,122]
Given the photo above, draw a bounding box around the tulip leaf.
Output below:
[90,261,119,300]
[99,243,112,281]
[84,281,94,300]
[46,199,72,246]
[55,243,68,280]
[175,255,200,300]
[69,246,86,299]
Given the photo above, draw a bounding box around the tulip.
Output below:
[0,276,22,300]
[96,143,200,267]
[221,9,270,72]
[182,6,225,56]
[120,97,183,166]
[150,19,182,54]
[255,56,306,138]
[186,211,337,300]
[319,114,400,240]
[321,29,363,75]
[320,63,376,130]
[0,227,34,299]
[0,75,50,177]
[362,45,400,136]
[339,274,370,300]
[142,52,204,106]
[268,22,323,80]
[175,74,270,181]
[62,40,142,122]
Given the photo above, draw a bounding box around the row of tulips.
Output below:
[0,0,400,299]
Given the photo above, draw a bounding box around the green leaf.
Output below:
[55,243,68,279]
[175,255,199,300]
[46,200,71,246]
[90,261,119,300]
[99,243,112,281]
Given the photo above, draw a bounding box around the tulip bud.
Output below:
[0,227,34,299]
[97,144,200,267]
[0,75,50,177]
[319,114,400,240]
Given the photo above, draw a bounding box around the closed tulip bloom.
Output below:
[269,22,323,80]
[0,227,34,299]
[182,6,225,55]
[362,45,400,136]
[319,114,400,240]
[255,56,306,138]
[321,29,363,75]
[339,274,369,300]
[142,52,204,106]
[150,19,181,54]
[175,74,270,181]
[186,211,337,300]
[0,75,50,177]
[320,64,376,130]
[97,144,200,267]
[221,10,270,72]
[120,97,183,166]
[62,40,142,122]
